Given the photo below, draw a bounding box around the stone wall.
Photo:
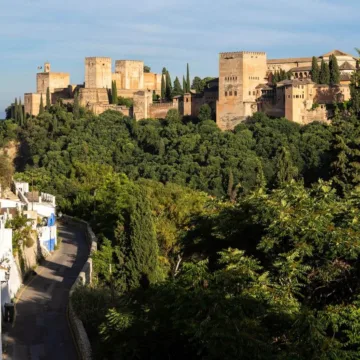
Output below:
[65,215,97,360]
[79,88,109,107]
[133,90,153,119]
[37,73,70,94]
[24,93,43,116]
[85,57,112,89]
[91,104,131,116]
[115,60,144,90]
[217,51,267,130]
[144,72,161,94]
[148,102,176,119]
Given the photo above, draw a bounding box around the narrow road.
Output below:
[4,222,89,360]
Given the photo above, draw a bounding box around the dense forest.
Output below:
[2,71,360,358]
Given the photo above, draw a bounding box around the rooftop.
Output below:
[339,61,356,71]
[267,57,312,65]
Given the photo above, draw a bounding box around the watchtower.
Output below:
[85,57,112,89]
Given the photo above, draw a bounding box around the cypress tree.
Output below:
[111,80,118,104]
[165,71,172,100]
[73,92,80,119]
[14,98,18,122]
[173,77,183,97]
[46,87,51,110]
[311,56,320,83]
[161,74,166,100]
[275,147,298,187]
[19,98,24,126]
[319,59,330,84]
[186,63,191,92]
[183,76,187,94]
[329,55,340,85]
[117,186,158,290]
[39,94,44,115]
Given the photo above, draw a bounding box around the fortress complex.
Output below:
[216,49,358,130]
[24,58,162,117]
[24,49,358,129]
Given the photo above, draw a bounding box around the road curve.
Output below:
[4,222,89,360]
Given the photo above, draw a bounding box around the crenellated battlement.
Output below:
[85,57,111,62]
[220,51,266,59]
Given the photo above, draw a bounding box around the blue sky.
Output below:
[1,0,360,117]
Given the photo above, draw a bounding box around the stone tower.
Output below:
[216,51,267,130]
[115,60,144,90]
[85,57,112,89]
[44,62,51,73]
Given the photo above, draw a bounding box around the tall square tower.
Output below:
[216,51,267,130]
[85,57,112,89]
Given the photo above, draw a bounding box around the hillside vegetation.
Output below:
[2,86,360,358]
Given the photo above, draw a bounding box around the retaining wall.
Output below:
[64,215,97,360]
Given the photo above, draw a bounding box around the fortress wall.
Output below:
[115,60,144,90]
[79,88,109,107]
[144,72,162,93]
[24,93,43,116]
[85,57,112,89]
[36,73,70,94]
[91,104,130,116]
[149,102,176,119]
[217,51,267,130]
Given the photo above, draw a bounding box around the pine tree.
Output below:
[329,55,340,85]
[319,59,330,84]
[173,77,183,97]
[73,92,80,119]
[165,71,172,100]
[311,56,320,83]
[39,94,44,115]
[183,76,187,94]
[111,80,118,104]
[161,74,166,100]
[186,63,191,93]
[46,87,51,110]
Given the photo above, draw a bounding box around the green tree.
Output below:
[329,54,340,85]
[117,186,158,290]
[14,98,18,122]
[319,59,330,84]
[274,146,298,187]
[191,76,203,93]
[46,87,51,110]
[165,71,172,100]
[111,80,118,104]
[39,94,44,115]
[311,56,320,83]
[19,98,24,126]
[144,65,151,73]
[172,77,183,97]
[73,92,80,119]
[0,153,14,197]
[198,104,211,122]
[161,73,166,100]
[183,76,187,94]
[186,63,191,93]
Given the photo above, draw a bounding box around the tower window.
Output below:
[229,91,233,96]
[225,91,228,96]
[249,91,251,95]
[234,91,237,96]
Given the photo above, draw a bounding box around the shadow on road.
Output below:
[3,222,89,360]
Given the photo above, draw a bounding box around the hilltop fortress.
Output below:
[24,49,358,129]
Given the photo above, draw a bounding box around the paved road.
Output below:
[4,222,89,360]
